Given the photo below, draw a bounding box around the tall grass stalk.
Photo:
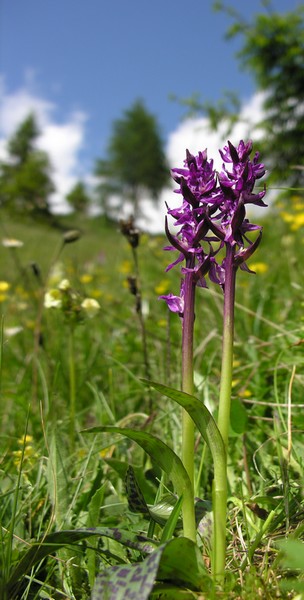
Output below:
[32,230,80,405]
[0,315,3,397]
[68,325,76,453]
[32,239,64,404]
[131,244,151,386]
[4,412,30,596]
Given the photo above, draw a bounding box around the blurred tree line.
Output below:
[0,101,169,222]
[1,1,303,222]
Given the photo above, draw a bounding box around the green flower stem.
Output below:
[68,325,76,453]
[214,243,236,582]
[218,244,236,450]
[212,456,228,583]
[181,270,196,543]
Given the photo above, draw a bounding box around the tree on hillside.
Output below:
[0,113,54,217]
[66,181,91,215]
[212,1,304,187]
[95,100,170,219]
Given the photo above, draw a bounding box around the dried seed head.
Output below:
[127,275,138,296]
[120,217,140,249]
[63,230,81,244]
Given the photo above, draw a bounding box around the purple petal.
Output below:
[159,293,184,314]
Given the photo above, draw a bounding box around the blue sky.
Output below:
[0,0,300,227]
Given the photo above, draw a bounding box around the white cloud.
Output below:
[166,92,265,171]
[37,113,87,210]
[0,79,54,136]
[0,78,87,212]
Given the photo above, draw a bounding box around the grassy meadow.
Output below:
[0,199,304,599]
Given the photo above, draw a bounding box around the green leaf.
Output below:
[150,585,199,599]
[86,486,106,588]
[230,397,248,434]
[149,494,182,527]
[47,431,70,529]
[82,426,194,510]
[279,539,304,593]
[92,550,162,600]
[157,537,208,589]
[92,537,209,600]
[124,466,198,536]
[6,527,157,597]
[278,539,304,571]
[105,457,156,503]
[160,495,183,543]
[142,381,226,470]
[76,463,104,514]
[125,465,150,517]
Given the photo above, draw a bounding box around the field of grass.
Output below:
[0,201,304,599]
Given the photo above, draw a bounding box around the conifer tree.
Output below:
[95,100,169,219]
[0,113,54,217]
[66,181,91,215]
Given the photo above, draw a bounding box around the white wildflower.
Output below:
[2,238,24,248]
[44,289,62,308]
[4,326,23,337]
[81,298,100,318]
[58,279,71,291]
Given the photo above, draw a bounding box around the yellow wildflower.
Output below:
[291,214,304,231]
[280,211,294,224]
[91,289,103,298]
[155,280,170,295]
[292,202,304,212]
[13,435,38,467]
[100,445,115,458]
[239,389,252,398]
[249,262,268,274]
[0,281,10,292]
[80,273,93,284]
[18,434,33,445]
[119,260,132,274]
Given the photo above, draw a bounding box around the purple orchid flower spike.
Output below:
[160,139,267,308]
[214,140,267,257]
[160,148,221,311]
[158,139,267,578]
